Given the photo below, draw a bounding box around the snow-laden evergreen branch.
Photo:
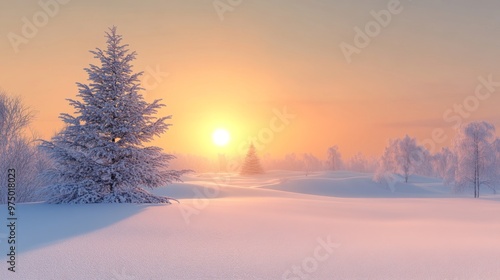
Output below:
[40,27,189,204]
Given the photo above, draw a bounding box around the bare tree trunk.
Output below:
[476,158,480,198]
[474,139,480,198]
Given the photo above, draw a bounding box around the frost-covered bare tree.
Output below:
[345,152,378,173]
[283,153,306,171]
[375,135,425,183]
[302,153,323,175]
[40,27,188,204]
[0,91,47,203]
[412,148,434,177]
[432,147,456,182]
[261,153,304,171]
[493,138,500,192]
[452,121,497,197]
[345,152,367,172]
[0,92,33,148]
[327,145,343,171]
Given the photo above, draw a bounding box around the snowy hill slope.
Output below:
[262,171,456,198]
[155,171,467,199]
[1,171,499,280]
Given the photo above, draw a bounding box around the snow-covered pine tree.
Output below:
[40,27,188,204]
[240,143,264,175]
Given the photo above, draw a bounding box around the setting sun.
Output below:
[212,128,230,147]
[3,2,500,279]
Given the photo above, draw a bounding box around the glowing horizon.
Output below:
[1,1,500,161]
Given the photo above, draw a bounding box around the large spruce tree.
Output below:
[41,27,187,203]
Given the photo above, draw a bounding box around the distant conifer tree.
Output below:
[240,143,264,175]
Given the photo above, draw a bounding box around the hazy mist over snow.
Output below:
[1,171,500,279]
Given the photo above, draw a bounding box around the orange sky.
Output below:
[1,0,500,161]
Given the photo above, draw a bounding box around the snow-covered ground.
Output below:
[1,171,500,279]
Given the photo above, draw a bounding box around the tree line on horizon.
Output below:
[1,27,499,203]
[373,121,500,198]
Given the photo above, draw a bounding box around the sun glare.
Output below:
[212,128,230,147]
